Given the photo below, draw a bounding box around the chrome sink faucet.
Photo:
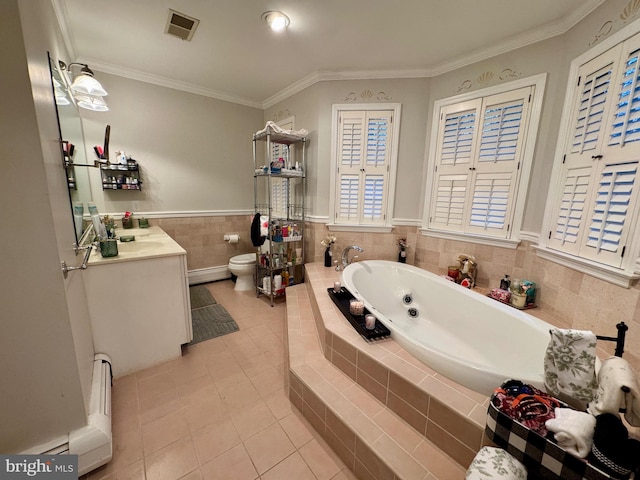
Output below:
[336,245,364,271]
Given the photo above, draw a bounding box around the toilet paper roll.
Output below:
[224,234,240,244]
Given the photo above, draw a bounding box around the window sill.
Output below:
[419,228,520,249]
[327,224,393,234]
[534,246,639,288]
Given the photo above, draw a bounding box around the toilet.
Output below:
[228,253,257,291]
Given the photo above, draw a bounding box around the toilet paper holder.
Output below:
[224,234,240,243]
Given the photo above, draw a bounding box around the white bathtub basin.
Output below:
[341,260,551,395]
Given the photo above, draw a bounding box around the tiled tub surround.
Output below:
[297,264,489,470]
[304,223,640,372]
[291,261,640,478]
[286,281,467,479]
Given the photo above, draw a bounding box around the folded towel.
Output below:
[465,446,527,479]
[256,121,309,138]
[587,356,640,426]
[545,407,596,458]
[544,328,598,405]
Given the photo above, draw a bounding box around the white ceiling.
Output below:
[54,0,606,108]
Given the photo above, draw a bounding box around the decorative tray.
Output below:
[486,294,537,310]
[327,287,391,341]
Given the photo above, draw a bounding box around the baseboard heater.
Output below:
[22,353,113,476]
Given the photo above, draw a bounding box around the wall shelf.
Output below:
[253,125,307,306]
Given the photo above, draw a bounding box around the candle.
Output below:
[334,281,341,293]
[365,314,376,330]
[349,299,364,315]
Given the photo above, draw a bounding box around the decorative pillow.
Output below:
[466,446,527,479]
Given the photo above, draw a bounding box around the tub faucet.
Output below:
[336,245,364,271]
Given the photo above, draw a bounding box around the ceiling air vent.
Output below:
[165,9,200,41]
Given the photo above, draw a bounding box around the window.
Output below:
[270,118,294,219]
[541,28,640,284]
[422,75,546,247]
[329,104,401,229]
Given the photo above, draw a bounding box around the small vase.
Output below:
[324,247,332,267]
[398,249,406,263]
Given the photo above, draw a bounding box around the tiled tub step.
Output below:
[286,284,467,480]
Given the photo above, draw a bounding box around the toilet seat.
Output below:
[229,253,256,265]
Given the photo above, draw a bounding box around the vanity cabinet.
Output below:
[253,124,307,305]
[100,163,141,190]
[83,227,192,376]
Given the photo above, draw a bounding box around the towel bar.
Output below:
[595,321,628,358]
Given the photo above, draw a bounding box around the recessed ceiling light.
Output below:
[262,11,290,32]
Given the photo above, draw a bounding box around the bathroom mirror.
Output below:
[48,52,94,243]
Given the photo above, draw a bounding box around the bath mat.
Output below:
[188,304,239,345]
[189,284,217,309]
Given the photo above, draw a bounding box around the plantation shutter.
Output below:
[430,88,531,237]
[466,88,531,236]
[548,49,620,255]
[581,160,639,265]
[608,40,640,148]
[429,101,480,231]
[549,34,640,268]
[335,110,392,224]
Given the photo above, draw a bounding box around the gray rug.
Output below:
[187,285,239,345]
[188,304,239,345]
[189,284,217,309]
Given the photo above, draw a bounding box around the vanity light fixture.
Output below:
[262,11,290,32]
[58,61,109,111]
[75,95,109,112]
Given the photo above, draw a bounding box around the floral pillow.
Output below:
[466,447,527,480]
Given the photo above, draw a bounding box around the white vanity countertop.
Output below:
[88,226,186,265]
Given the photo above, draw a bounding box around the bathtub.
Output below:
[341,260,552,396]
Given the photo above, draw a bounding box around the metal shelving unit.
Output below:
[253,125,307,306]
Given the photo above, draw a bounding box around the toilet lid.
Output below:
[230,253,256,265]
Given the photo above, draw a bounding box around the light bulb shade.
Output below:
[75,95,109,112]
[71,74,108,96]
[262,11,290,32]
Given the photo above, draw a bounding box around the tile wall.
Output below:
[148,215,639,372]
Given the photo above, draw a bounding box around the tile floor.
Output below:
[85,280,357,480]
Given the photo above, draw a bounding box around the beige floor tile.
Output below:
[243,422,296,474]
[178,469,202,480]
[138,390,182,426]
[145,437,199,480]
[279,411,315,448]
[230,399,277,440]
[259,452,316,480]
[218,379,261,411]
[142,410,190,456]
[182,393,229,434]
[176,373,217,407]
[200,444,258,480]
[192,418,241,465]
[249,365,286,397]
[299,438,343,480]
[263,388,294,419]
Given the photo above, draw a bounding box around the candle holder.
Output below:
[365,314,376,330]
[349,299,365,316]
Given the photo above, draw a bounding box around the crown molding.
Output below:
[79,58,263,109]
[53,0,606,109]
